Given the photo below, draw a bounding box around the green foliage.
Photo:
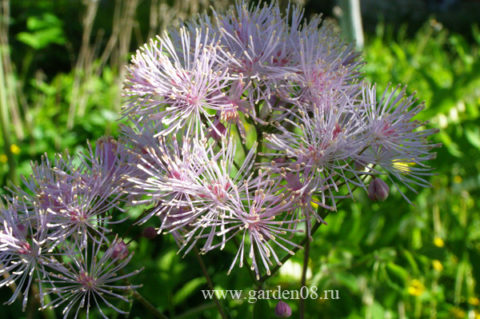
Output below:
[317,20,480,318]
[17,13,66,50]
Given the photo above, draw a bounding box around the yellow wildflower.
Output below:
[434,237,445,248]
[10,144,20,155]
[453,175,462,184]
[432,260,443,272]
[0,154,7,163]
[450,307,466,319]
[408,279,425,296]
[469,297,480,306]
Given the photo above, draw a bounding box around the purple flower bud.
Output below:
[143,226,157,239]
[208,119,227,141]
[111,240,129,260]
[368,178,389,201]
[275,301,292,318]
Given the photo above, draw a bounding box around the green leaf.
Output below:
[438,131,463,157]
[172,277,206,305]
[370,301,386,319]
[465,126,480,150]
[16,13,66,50]
[334,272,361,293]
[402,250,420,275]
[26,13,63,31]
[385,262,408,286]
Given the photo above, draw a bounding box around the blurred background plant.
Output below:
[0,0,479,318]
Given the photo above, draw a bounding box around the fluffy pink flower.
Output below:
[124,27,233,138]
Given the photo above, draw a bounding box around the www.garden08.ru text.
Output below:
[202,286,340,303]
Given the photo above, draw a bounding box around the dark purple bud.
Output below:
[111,240,129,260]
[275,301,292,318]
[368,178,389,201]
[208,119,227,141]
[143,226,157,239]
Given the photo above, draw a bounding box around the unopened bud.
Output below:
[143,226,157,239]
[208,119,227,141]
[111,240,129,260]
[275,301,292,318]
[368,178,389,201]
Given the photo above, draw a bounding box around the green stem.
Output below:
[338,0,364,49]
[41,290,57,319]
[0,46,16,183]
[257,174,370,285]
[299,220,310,319]
[132,290,169,319]
[193,246,228,319]
[120,269,168,319]
[257,208,327,285]
[235,123,249,157]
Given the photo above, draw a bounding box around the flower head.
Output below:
[0,199,51,310]
[359,85,440,201]
[124,27,232,138]
[123,123,199,230]
[264,99,367,211]
[42,237,141,319]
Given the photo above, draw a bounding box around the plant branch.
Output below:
[257,174,370,284]
[299,220,310,319]
[0,46,16,184]
[193,246,228,319]
[257,207,326,285]
[132,290,169,319]
[121,269,168,319]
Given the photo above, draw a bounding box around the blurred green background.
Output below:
[0,0,479,318]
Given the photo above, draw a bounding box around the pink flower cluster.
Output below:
[123,1,438,280]
[0,1,438,317]
[0,138,140,318]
